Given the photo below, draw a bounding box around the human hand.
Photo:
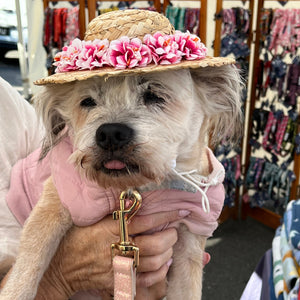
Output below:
[35,209,189,299]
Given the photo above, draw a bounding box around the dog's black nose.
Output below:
[96,123,134,150]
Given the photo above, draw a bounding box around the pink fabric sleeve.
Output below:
[50,137,119,226]
[6,159,33,226]
[138,184,224,237]
[6,148,50,226]
[6,139,119,227]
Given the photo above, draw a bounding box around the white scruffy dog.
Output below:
[0,6,243,300]
[0,64,242,300]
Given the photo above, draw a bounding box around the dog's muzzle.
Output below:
[96,123,134,150]
[94,123,139,176]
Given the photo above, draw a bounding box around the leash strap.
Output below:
[111,190,142,300]
[113,256,136,300]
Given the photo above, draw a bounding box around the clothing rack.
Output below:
[213,0,254,222]
[43,0,86,39]
[162,0,207,44]
[242,0,300,229]
[213,0,254,57]
[213,0,300,228]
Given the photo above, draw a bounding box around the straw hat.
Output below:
[35,9,235,85]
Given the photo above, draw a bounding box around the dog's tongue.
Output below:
[104,160,126,170]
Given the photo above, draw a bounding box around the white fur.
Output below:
[0,65,242,299]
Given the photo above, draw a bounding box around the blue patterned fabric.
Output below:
[289,201,300,250]
[271,199,300,299]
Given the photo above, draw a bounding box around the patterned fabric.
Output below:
[269,9,300,54]
[43,6,80,67]
[272,227,284,298]
[165,6,200,35]
[184,8,200,35]
[289,201,300,250]
[271,200,300,299]
[280,224,298,293]
[275,116,289,153]
[53,8,68,50]
[65,7,79,43]
[288,278,299,300]
[262,111,275,150]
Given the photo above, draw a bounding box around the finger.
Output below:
[137,261,171,288]
[148,280,168,299]
[134,228,177,256]
[128,210,190,235]
[136,280,167,300]
[137,248,173,272]
[203,252,211,266]
[91,215,119,236]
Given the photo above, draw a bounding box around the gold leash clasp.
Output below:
[111,190,142,268]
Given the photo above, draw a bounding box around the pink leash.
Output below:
[112,190,142,300]
[113,256,137,300]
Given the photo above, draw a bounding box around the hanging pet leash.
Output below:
[111,190,142,300]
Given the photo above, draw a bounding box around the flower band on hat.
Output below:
[53,31,207,73]
[34,10,235,85]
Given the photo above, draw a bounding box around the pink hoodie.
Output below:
[6,137,225,237]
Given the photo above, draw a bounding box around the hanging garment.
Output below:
[177,7,186,32]
[285,59,300,107]
[53,8,68,50]
[221,8,236,36]
[269,9,300,54]
[273,227,284,298]
[260,8,273,44]
[165,6,186,31]
[184,8,200,35]
[43,7,53,54]
[65,6,80,44]
[165,6,180,29]
[43,6,80,71]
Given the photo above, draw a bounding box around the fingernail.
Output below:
[167,258,173,268]
[179,210,191,217]
[203,252,211,265]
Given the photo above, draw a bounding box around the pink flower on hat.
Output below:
[76,39,109,69]
[108,37,152,69]
[174,31,207,60]
[53,38,83,72]
[144,32,182,65]
[92,39,110,67]
[53,31,208,73]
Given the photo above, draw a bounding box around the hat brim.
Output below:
[34,56,235,85]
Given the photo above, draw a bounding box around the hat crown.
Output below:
[84,9,175,41]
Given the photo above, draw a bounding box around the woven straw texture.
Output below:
[35,56,236,85]
[35,10,236,85]
[85,10,175,41]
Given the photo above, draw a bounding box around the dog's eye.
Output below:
[143,90,165,106]
[80,97,97,108]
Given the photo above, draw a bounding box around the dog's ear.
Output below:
[191,64,243,146]
[33,87,67,159]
